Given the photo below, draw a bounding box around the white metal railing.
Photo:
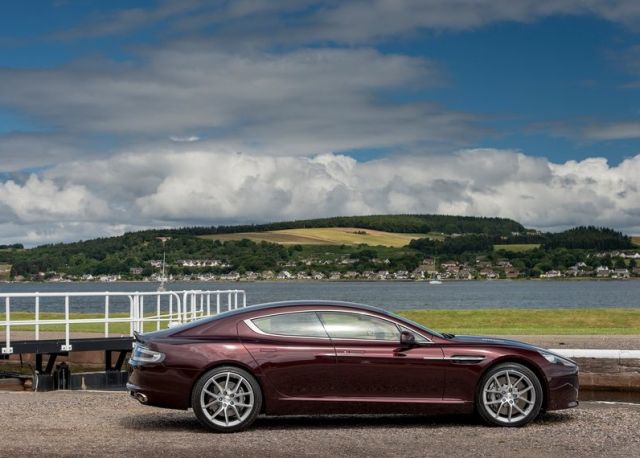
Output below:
[0,289,246,355]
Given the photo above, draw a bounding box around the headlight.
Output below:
[540,351,577,367]
[130,343,165,365]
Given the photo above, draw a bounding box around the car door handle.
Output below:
[259,348,277,352]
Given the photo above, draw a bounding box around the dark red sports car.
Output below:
[127,301,579,432]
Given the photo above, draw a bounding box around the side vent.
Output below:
[447,355,486,364]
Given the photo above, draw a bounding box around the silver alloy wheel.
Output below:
[481,369,536,424]
[200,371,255,428]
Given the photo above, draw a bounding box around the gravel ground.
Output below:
[1,392,639,457]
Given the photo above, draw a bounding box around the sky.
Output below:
[1,0,640,246]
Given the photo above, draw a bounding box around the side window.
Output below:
[317,312,400,341]
[399,325,430,343]
[250,312,328,338]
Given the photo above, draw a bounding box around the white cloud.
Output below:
[0,47,476,158]
[170,135,200,143]
[584,121,640,140]
[56,1,640,44]
[0,175,109,224]
[0,148,632,246]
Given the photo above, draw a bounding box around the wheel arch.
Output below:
[189,361,267,413]
[477,356,549,410]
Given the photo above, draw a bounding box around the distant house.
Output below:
[458,269,475,280]
[411,269,425,280]
[566,263,593,277]
[260,270,275,280]
[220,272,240,281]
[540,270,562,278]
[276,270,293,280]
[505,269,520,279]
[479,269,497,279]
[596,266,611,278]
[129,267,144,275]
[180,259,227,268]
[613,268,630,279]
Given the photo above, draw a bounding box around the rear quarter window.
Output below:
[250,312,328,338]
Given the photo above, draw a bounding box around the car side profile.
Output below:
[127,301,579,432]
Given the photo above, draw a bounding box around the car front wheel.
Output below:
[192,366,262,433]
[476,362,543,427]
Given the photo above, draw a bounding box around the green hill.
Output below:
[0,215,634,281]
[166,214,525,237]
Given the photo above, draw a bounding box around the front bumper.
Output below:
[546,368,579,411]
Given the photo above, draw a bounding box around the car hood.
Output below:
[450,335,547,352]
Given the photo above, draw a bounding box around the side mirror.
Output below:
[400,330,416,348]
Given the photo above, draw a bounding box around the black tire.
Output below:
[476,362,543,427]
[191,366,262,433]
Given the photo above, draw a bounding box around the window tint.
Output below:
[399,326,430,343]
[317,312,400,341]
[251,312,328,338]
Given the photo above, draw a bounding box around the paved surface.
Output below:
[1,391,639,457]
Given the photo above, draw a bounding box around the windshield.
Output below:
[386,310,445,339]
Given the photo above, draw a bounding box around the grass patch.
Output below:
[0,312,168,334]
[632,236,640,247]
[397,308,640,335]
[200,227,436,247]
[493,244,540,252]
[4,309,639,336]
[0,263,11,281]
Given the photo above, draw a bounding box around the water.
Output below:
[0,280,638,313]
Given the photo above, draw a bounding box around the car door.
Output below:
[316,311,445,400]
[238,311,337,397]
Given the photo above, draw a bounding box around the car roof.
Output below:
[159,300,392,336]
[243,300,389,314]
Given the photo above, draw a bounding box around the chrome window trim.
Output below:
[244,309,434,343]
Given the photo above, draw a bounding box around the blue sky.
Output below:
[1,1,640,244]
[2,1,640,163]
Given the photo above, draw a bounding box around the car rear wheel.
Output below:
[476,362,543,427]
[192,366,262,433]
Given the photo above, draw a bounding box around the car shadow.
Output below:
[119,411,573,433]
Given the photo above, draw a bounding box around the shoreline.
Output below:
[2,277,639,284]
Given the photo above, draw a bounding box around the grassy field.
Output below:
[493,243,540,252]
[633,236,640,246]
[3,309,639,336]
[0,312,160,334]
[201,227,440,247]
[398,308,640,335]
[0,264,11,281]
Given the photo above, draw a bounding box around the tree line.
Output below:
[143,214,526,237]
